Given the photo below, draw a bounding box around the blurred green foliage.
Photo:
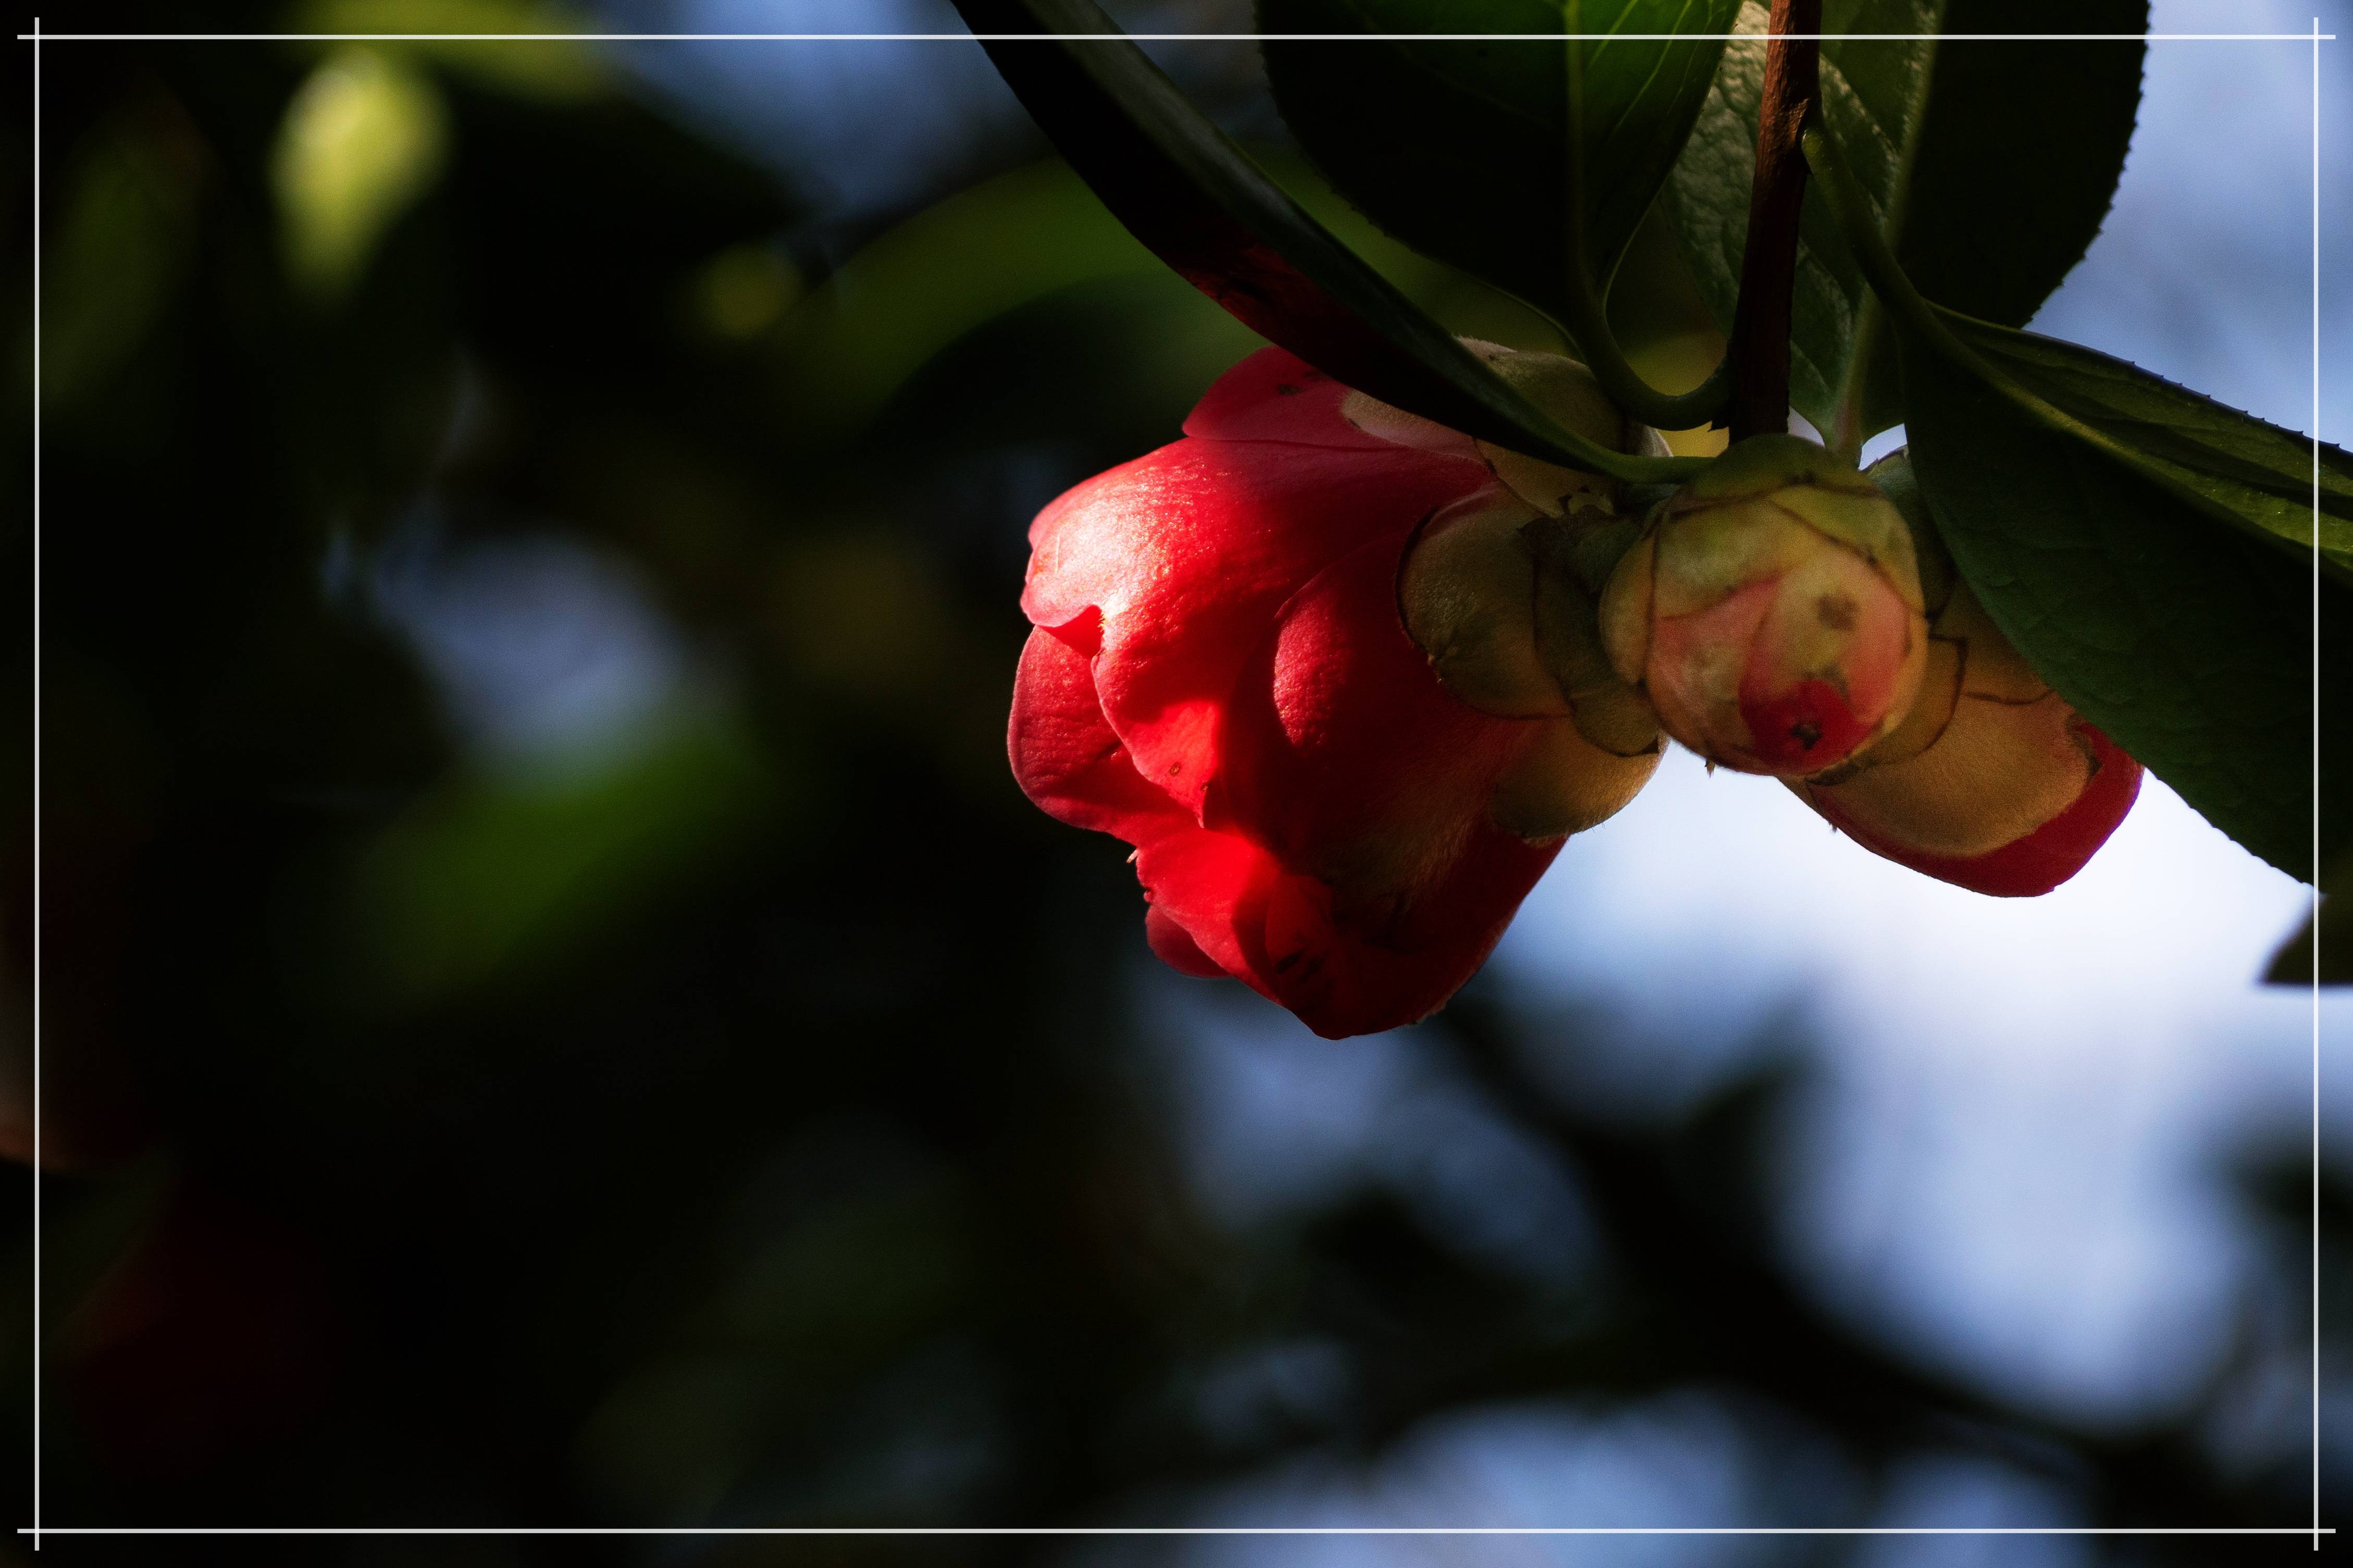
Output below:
[3,3,2338,1560]
[346,712,783,1009]
[273,45,451,301]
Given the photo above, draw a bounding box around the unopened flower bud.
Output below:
[1012,341,1673,1039]
[1599,435,1928,776]
[1394,346,1667,836]
[1789,453,2143,895]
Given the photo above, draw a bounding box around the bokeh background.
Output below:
[7,1,2350,1561]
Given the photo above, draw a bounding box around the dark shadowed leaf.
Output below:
[1900,333,2346,880]
[2264,856,2350,986]
[950,0,1702,480]
[1259,0,1738,325]
[1662,0,2144,446]
[1946,313,2353,573]
[1893,1,2144,328]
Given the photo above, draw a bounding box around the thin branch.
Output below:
[1725,0,1822,441]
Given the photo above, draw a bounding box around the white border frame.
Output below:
[14,13,2339,1555]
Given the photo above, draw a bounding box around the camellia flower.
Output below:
[1787,454,2144,895]
[1008,341,1662,1038]
[1600,434,1928,776]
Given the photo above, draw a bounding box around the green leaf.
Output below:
[1259,0,1738,325]
[1944,313,2353,575]
[1661,0,2145,447]
[949,0,1704,482]
[767,151,1569,447]
[1898,332,2346,881]
[1893,2,2144,329]
[349,713,782,1007]
[2264,850,2348,984]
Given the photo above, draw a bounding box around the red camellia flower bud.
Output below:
[1600,434,1928,776]
[1788,453,2144,896]
[1009,341,1661,1038]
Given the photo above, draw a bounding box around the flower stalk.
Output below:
[1725,0,1822,441]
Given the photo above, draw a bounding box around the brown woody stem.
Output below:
[1725,0,1822,441]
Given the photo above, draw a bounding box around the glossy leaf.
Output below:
[1662,0,2145,446]
[950,0,1703,482]
[765,152,1564,447]
[1900,333,2347,880]
[1259,0,1738,322]
[1945,312,2353,574]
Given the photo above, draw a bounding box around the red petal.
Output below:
[1182,343,1485,461]
[1813,723,2145,897]
[1181,344,1388,450]
[1224,527,1531,873]
[1739,677,1873,773]
[1133,823,1279,990]
[1007,624,1190,843]
[1194,526,1562,1036]
[1021,439,1492,820]
[1145,904,1227,977]
[1011,349,1564,1035]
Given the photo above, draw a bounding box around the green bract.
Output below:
[1394,346,1668,761]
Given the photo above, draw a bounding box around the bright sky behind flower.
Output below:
[1130,1,2353,1541]
[546,0,2353,1543]
[1495,0,2350,1458]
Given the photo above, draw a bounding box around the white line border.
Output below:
[27,11,39,1560]
[6,30,2344,41]
[16,13,2336,1555]
[2314,13,2327,1552]
[8,1526,2347,1538]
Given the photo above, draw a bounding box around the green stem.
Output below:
[1571,446,1713,486]
[1726,0,1820,441]
[1508,413,1710,484]
[1556,264,1734,432]
[1556,7,1728,433]
[1824,292,1879,465]
[1802,115,2353,584]
[1800,119,2176,481]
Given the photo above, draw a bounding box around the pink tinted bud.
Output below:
[1599,435,1927,776]
[1800,709,2144,897]
[1790,455,2143,895]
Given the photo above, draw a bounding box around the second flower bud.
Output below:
[1599,435,1928,777]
